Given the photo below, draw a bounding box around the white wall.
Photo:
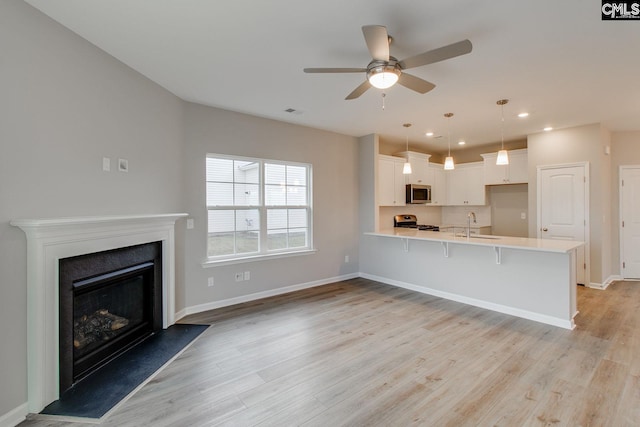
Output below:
[181,102,360,309]
[0,0,184,420]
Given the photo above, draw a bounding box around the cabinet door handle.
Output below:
[542,227,548,232]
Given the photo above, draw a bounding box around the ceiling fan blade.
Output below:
[362,25,389,61]
[397,73,436,94]
[345,80,371,100]
[304,67,366,73]
[399,39,472,70]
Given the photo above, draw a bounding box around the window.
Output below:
[206,154,312,260]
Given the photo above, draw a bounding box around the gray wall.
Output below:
[610,131,640,273]
[527,123,613,285]
[1,2,362,420]
[489,184,528,237]
[181,103,360,307]
[0,0,183,418]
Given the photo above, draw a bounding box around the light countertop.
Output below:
[366,228,584,254]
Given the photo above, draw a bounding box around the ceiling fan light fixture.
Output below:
[367,65,400,89]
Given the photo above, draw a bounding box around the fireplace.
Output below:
[10,213,187,413]
[58,242,163,393]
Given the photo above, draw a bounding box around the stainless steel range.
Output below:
[393,214,440,231]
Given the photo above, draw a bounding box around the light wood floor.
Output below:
[21,278,640,426]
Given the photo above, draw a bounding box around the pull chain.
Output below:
[381,92,386,110]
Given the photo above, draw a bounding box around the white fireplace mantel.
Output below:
[11,213,187,413]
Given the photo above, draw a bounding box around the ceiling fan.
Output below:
[304,25,472,100]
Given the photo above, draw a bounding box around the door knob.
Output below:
[542,228,548,232]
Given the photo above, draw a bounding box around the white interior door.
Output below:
[538,164,588,285]
[620,167,640,279]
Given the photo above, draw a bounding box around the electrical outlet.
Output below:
[207,277,214,287]
[243,271,250,281]
[521,212,527,220]
[186,218,194,229]
[344,255,350,263]
[235,272,244,282]
[102,157,111,172]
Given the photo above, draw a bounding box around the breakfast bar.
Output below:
[361,228,585,329]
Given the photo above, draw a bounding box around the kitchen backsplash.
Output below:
[441,206,492,226]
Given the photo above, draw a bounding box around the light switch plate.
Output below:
[102,157,111,172]
[186,219,194,229]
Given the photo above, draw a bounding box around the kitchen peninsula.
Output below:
[361,228,584,329]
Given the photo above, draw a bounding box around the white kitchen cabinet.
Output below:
[429,164,447,205]
[445,162,486,205]
[481,149,528,185]
[395,151,431,185]
[378,155,406,206]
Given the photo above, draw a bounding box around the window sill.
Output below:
[202,248,317,268]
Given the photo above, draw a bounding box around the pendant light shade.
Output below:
[402,123,412,174]
[496,99,509,165]
[496,149,509,165]
[444,156,455,170]
[444,113,455,170]
[402,161,412,174]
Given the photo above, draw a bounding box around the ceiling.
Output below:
[24,0,640,154]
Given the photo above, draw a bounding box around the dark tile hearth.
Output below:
[40,324,208,420]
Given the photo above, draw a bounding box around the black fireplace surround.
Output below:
[58,242,163,394]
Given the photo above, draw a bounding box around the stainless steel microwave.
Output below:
[406,184,431,204]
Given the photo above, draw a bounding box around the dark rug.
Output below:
[40,323,209,420]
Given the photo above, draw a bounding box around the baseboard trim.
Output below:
[588,275,624,290]
[359,272,575,330]
[0,402,28,427]
[175,273,360,320]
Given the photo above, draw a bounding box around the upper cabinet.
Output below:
[378,155,406,207]
[445,162,486,206]
[394,151,431,185]
[481,149,528,185]
[429,164,447,205]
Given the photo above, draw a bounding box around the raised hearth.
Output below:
[11,213,187,413]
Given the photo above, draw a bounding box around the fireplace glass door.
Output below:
[72,262,154,379]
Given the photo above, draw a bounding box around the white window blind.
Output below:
[206,154,312,260]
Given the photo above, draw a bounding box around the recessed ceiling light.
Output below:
[543,127,553,131]
[458,140,466,145]
[518,112,529,118]
[425,132,434,137]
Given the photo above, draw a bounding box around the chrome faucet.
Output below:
[466,212,477,238]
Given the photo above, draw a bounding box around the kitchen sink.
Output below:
[454,233,501,240]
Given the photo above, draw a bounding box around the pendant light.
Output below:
[444,113,455,170]
[402,123,412,174]
[496,99,509,165]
